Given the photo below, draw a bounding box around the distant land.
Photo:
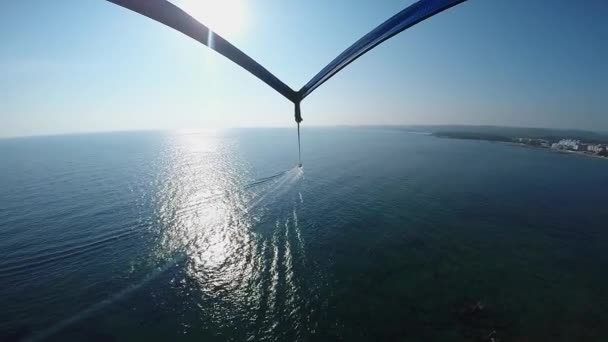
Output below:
[371,125,608,144]
[357,125,608,158]
[372,125,608,159]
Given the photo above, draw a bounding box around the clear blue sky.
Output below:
[0,0,606,137]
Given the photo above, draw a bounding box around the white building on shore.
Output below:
[551,140,606,154]
[588,144,606,154]
[552,139,580,150]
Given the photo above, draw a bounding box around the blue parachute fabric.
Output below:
[107,0,298,102]
[298,0,467,100]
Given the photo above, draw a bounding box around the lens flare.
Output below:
[175,0,247,37]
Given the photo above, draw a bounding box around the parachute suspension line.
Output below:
[295,102,303,167]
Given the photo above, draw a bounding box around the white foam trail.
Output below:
[292,208,306,263]
[284,218,295,299]
[242,166,301,213]
[283,217,301,323]
[268,220,280,315]
[172,167,298,216]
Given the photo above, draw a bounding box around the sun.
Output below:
[175,0,247,37]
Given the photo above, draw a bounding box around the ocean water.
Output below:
[1,128,607,341]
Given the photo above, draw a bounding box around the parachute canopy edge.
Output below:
[105,0,469,119]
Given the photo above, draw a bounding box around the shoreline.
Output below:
[509,142,608,160]
[503,141,608,160]
[550,148,608,160]
[437,135,608,160]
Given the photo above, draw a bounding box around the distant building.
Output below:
[516,138,549,147]
[549,139,605,152]
[554,139,580,150]
[588,144,606,154]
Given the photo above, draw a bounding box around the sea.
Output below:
[1,127,607,341]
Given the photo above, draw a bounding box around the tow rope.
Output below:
[297,122,302,167]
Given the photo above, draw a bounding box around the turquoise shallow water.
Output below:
[1,128,607,341]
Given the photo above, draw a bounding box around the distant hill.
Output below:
[432,131,512,142]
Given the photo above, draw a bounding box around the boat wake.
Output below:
[26,165,306,341]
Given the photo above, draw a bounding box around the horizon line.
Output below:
[2,123,608,140]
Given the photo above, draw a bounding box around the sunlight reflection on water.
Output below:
[151,131,307,337]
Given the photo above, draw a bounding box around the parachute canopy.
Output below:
[107,0,467,122]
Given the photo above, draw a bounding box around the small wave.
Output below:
[1,167,301,279]
[18,166,304,340]
[0,228,142,277]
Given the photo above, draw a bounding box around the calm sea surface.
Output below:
[1,128,607,341]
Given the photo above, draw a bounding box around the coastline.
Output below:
[550,147,608,160]
[499,141,608,160]
[434,134,608,160]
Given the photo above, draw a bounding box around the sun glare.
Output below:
[176,0,247,37]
